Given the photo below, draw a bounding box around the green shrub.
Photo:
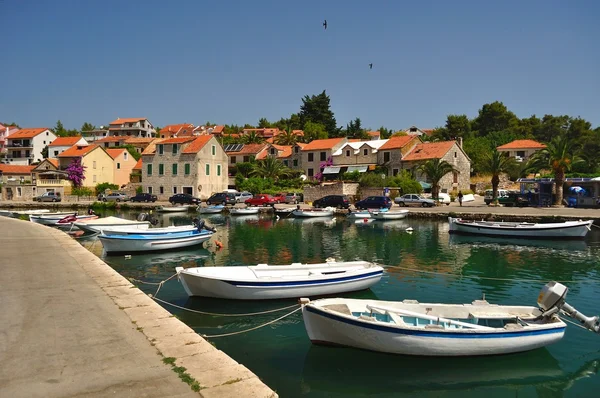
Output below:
[72,187,94,196]
[136,186,143,194]
[95,182,119,195]
[341,171,361,182]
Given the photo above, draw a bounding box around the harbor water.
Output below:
[77,210,600,397]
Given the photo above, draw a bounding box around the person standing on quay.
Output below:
[458,191,464,207]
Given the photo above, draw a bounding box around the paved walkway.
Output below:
[0,217,276,398]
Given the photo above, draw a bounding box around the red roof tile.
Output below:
[402,141,456,161]
[379,136,417,150]
[109,117,147,125]
[182,135,213,154]
[105,148,127,159]
[124,137,155,145]
[226,143,268,156]
[0,164,35,174]
[9,128,50,139]
[256,144,292,159]
[367,131,380,137]
[96,136,128,143]
[497,139,547,150]
[48,158,59,167]
[141,139,166,155]
[301,138,345,151]
[160,137,197,144]
[133,158,143,170]
[48,136,84,147]
[58,145,99,158]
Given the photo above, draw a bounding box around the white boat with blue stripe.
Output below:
[98,228,214,254]
[175,259,383,300]
[301,281,600,356]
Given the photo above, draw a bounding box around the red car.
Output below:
[272,193,287,203]
[245,194,278,207]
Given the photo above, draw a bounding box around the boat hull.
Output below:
[74,218,150,234]
[292,209,334,218]
[302,304,565,356]
[198,206,224,214]
[98,231,213,254]
[448,217,592,239]
[100,225,197,235]
[29,212,78,225]
[177,263,383,300]
[230,208,260,215]
[156,206,192,213]
[371,210,408,220]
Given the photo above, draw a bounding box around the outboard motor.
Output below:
[137,212,149,222]
[193,218,216,233]
[538,281,600,333]
[87,208,96,216]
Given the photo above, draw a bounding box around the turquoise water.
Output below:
[78,211,600,397]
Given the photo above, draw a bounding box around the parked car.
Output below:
[498,191,530,207]
[484,189,509,205]
[355,196,392,210]
[235,191,253,203]
[395,194,435,207]
[103,192,130,202]
[206,192,237,205]
[169,193,201,205]
[130,193,157,203]
[285,192,303,204]
[313,195,351,209]
[34,191,61,202]
[245,194,278,207]
[272,193,287,203]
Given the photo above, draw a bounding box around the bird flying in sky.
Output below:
[369,63,373,69]
[323,19,327,30]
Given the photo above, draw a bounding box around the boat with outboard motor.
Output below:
[198,205,224,214]
[29,211,79,225]
[371,209,409,220]
[292,207,335,218]
[448,217,593,239]
[175,259,383,300]
[300,281,600,356]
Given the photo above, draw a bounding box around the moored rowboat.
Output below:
[229,207,260,215]
[448,217,593,239]
[29,212,78,225]
[371,210,409,220]
[98,229,214,254]
[74,216,151,234]
[292,207,335,218]
[175,259,383,300]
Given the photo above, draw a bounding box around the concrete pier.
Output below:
[0,217,277,398]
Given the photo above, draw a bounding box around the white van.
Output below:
[484,189,509,205]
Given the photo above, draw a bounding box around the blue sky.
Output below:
[1,0,598,131]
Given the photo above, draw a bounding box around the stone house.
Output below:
[329,139,389,176]
[301,138,347,179]
[0,164,36,201]
[496,139,546,162]
[404,126,434,137]
[48,136,88,158]
[142,135,228,200]
[58,145,115,187]
[158,123,195,139]
[377,135,421,176]
[106,148,138,187]
[5,128,57,165]
[401,140,471,193]
[32,158,71,195]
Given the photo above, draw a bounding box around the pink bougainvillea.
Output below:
[66,158,86,187]
[314,156,333,181]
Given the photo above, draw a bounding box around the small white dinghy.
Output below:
[74,216,151,234]
[156,205,193,213]
[198,205,224,214]
[448,217,593,239]
[11,209,51,217]
[99,224,197,236]
[229,207,260,215]
[99,229,214,254]
[55,214,99,228]
[371,210,409,220]
[29,211,78,225]
[301,281,600,357]
[347,208,388,219]
[293,207,335,218]
[175,259,383,300]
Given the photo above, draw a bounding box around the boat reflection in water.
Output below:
[300,345,598,396]
[104,247,213,270]
[449,233,589,252]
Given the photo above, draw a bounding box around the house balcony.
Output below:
[7,143,33,149]
[37,179,71,187]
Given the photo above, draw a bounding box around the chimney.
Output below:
[457,137,463,148]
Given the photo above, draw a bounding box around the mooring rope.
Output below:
[151,296,301,317]
[382,264,586,284]
[200,306,302,338]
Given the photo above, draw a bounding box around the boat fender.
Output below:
[215,240,223,249]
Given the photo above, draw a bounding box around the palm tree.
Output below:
[250,157,293,181]
[479,149,518,204]
[418,159,456,199]
[274,127,298,146]
[530,135,582,205]
[243,131,264,144]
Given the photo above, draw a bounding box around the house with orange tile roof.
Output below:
[377,135,421,176]
[58,145,115,187]
[0,123,19,154]
[254,142,305,171]
[496,139,547,162]
[48,136,88,158]
[0,164,37,201]
[241,128,282,139]
[401,140,471,192]
[108,117,156,138]
[404,126,435,137]
[106,148,138,187]
[130,158,143,183]
[301,138,348,179]
[81,127,110,142]
[5,128,57,165]
[142,136,228,200]
[327,139,390,177]
[31,159,72,195]
[187,125,225,136]
[366,131,381,140]
[224,143,269,166]
[158,123,195,139]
